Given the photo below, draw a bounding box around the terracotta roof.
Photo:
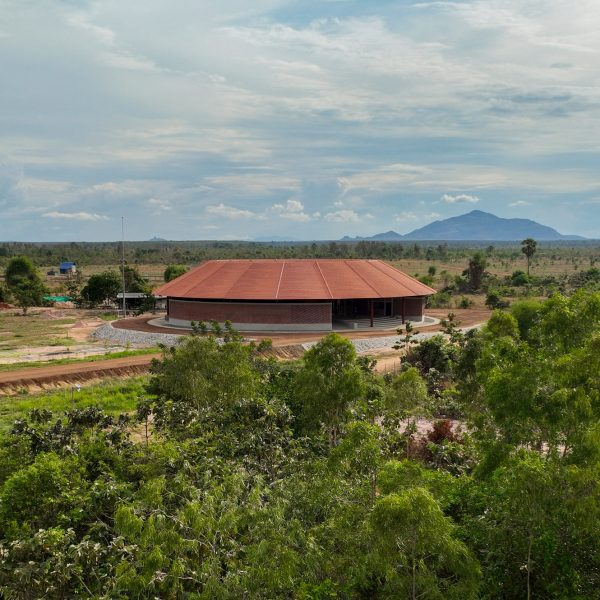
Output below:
[154,259,436,301]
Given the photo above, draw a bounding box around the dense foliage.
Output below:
[0,291,599,598]
[2,256,47,314]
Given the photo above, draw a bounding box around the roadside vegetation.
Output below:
[0,290,599,598]
[0,377,145,432]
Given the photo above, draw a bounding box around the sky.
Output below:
[1,0,599,241]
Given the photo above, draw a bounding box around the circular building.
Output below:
[154,259,436,332]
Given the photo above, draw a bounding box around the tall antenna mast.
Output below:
[121,216,126,318]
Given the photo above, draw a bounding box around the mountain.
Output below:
[341,230,404,242]
[403,210,583,241]
[342,210,584,241]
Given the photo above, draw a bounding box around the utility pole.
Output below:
[121,216,126,318]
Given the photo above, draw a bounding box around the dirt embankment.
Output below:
[0,354,160,396]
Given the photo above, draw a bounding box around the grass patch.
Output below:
[0,348,160,372]
[0,312,79,351]
[99,312,118,321]
[0,377,148,432]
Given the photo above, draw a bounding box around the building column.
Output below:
[401,297,406,324]
[369,299,374,327]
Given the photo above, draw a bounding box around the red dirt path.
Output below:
[112,308,491,346]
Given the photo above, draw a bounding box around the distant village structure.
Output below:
[59,261,77,275]
[155,259,435,331]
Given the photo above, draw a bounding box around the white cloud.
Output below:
[324,209,361,223]
[440,193,480,204]
[509,200,530,206]
[148,197,172,211]
[205,203,264,219]
[42,211,109,221]
[271,198,312,221]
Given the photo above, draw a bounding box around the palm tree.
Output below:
[521,238,537,276]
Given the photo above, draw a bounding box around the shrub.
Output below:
[457,296,473,309]
[510,270,529,286]
[485,290,510,310]
[428,291,452,308]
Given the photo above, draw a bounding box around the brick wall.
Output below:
[392,297,425,320]
[168,299,332,327]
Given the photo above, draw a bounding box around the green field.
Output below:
[0,377,146,432]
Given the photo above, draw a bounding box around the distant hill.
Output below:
[341,230,403,242]
[342,210,584,241]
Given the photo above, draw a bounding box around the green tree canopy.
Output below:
[81,270,121,306]
[294,333,365,446]
[4,256,46,313]
[164,264,188,282]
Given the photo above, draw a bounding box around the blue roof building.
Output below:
[59,261,77,274]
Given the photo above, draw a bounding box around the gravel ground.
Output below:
[302,325,482,353]
[92,323,183,347]
[95,321,482,354]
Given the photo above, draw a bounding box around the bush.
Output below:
[457,296,473,309]
[510,299,543,340]
[485,290,510,310]
[428,291,452,308]
[404,335,458,378]
[510,270,530,286]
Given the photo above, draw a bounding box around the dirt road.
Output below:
[0,354,160,395]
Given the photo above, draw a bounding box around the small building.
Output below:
[154,259,436,331]
[116,293,166,313]
[59,262,77,275]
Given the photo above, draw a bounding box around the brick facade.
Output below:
[168,299,332,331]
[392,297,425,320]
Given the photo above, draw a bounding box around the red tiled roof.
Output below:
[154,259,436,301]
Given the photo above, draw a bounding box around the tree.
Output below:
[464,453,600,599]
[404,335,458,377]
[370,487,480,599]
[463,252,487,291]
[64,270,84,306]
[521,238,537,276]
[148,334,260,432]
[10,278,46,314]
[294,333,365,446]
[164,264,188,282]
[4,256,46,313]
[81,271,121,306]
[483,310,520,340]
[510,299,542,340]
[386,367,430,457]
[122,265,151,293]
[4,256,39,287]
